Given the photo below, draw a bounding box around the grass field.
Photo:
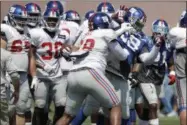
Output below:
[48,103,180,125]
[81,117,180,125]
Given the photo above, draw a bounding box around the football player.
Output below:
[0,47,20,125]
[25,3,42,125]
[28,9,70,125]
[1,4,31,125]
[131,19,174,125]
[167,10,187,125]
[56,12,135,125]
[117,7,162,125]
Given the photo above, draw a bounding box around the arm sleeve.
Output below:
[139,45,160,65]
[5,55,18,76]
[59,29,70,44]
[104,23,134,42]
[108,40,129,61]
[28,30,39,47]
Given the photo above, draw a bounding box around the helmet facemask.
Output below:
[130,17,146,32]
[44,16,59,32]
[27,12,41,27]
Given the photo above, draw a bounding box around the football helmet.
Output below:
[88,12,111,31]
[63,10,81,25]
[25,3,41,27]
[152,19,169,36]
[46,1,64,15]
[97,2,115,14]
[43,9,60,32]
[85,10,95,20]
[8,4,27,31]
[124,7,146,32]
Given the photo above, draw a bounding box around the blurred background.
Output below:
[0,0,186,35]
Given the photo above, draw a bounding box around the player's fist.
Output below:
[168,71,176,85]
[31,76,39,90]
[128,72,140,88]
[43,63,56,74]
[62,46,72,57]
[114,5,128,23]
[121,22,136,34]
[153,34,164,47]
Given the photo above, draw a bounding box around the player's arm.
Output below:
[138,45,160,65]
[1,38,7,49]
[108,40,130,78]
[138,35,163,65]
[29,45,37,77]
[108,40,129,61]
[105,23,135,42]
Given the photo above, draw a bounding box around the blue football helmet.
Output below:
[25,3,41,27]
[43,9,60,32]
[152,19,169,36]
[46,1,64,15]
[179,10,187,28]
[124,7,147,32]
[88,12,111,31]
[63,10,81,25]
[97,2,115,14]
[85,10,95,20]
[8,4,27,31]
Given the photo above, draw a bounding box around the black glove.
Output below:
[128,72,140,88]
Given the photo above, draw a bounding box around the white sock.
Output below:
[139,119,149,125]
[91,124,97,125]
[25,123,32,125]
[149,119,159,125]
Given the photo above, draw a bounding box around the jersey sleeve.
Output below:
[59,29,70,44]
[103,29,117,43]
[1,24,12,41]
[108,40,129,61]
[28,29,40,47]
[168,27,186,49]
[4,50,18,75]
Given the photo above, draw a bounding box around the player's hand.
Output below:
[114,5,128,23]
[154,34,164,47]
[11,91,19,104]
[128,73,140,88]
[31,76,39,90]
[43,63,56,74]
[121,22,136,34]
[168,71,176,85]
[62,46,72,57]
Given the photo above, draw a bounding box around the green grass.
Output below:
[49,103,180,125]
[82,116,180,125]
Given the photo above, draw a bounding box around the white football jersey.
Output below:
[1,48,18,99]
[1,23,30,72]
[59,20,80,45]
[168,27,186,49]
[71,29,119,72]
[29,28,65,79]
[58,20,80,71]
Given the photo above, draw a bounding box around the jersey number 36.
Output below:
[41,42,64,60]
